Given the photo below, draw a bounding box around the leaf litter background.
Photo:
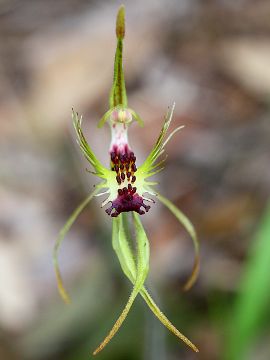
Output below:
[0,0,270,359]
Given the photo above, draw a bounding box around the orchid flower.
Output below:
[53,5,200,355]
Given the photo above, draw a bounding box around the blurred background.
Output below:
[1,0,270,359]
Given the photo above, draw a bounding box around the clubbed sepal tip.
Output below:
[116,5,125,39]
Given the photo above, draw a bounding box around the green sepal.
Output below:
[116,5,125,40]
[109,6,127,108]
[101,213,199,353]
[139,287,199,353]
[93,213,150,355]
[112,215,136,280]
[157,192,200,291]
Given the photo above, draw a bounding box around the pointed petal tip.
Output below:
[61,293,71,305]
[182,255,200,292]
[56,269,72,304]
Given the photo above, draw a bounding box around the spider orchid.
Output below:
[53,5,200,355]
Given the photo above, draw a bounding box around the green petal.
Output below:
[129,109,144,127]
[98,106,144,129]
[53,188,99,304]
[157,193,200,291]
[97,108,114,128]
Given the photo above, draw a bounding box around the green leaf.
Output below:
[157,192,200,291]
[225,203,270,360]
[53,188,99,304]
